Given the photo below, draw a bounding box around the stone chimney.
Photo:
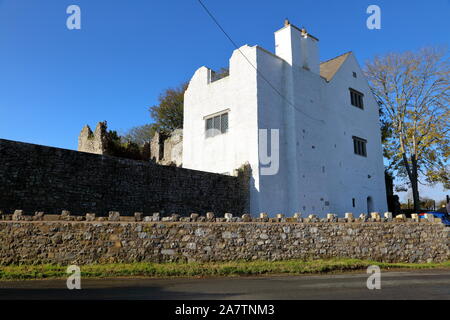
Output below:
[274,20,320,74]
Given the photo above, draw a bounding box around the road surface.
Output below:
[0,269,449,300]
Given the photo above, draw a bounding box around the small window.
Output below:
[213,115,221,131]
[352,198,356,208]
[220,113,228,134]
[352,72,357,78]
[205,112,229,138]
[205,118,213,138]
[349,88,364,109]
[353,136,367,157]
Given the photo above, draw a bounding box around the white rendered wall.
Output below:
[255,47,332,216]
[254,49,387,217]
[275,25,320,74]
[182,46,262,213]
[322,54,388,215]
[254,47,290,215]
[183,33,387,217]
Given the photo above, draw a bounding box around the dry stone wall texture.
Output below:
[0,219,448,265]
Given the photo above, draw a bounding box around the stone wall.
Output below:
[78,121,182,166]
[162,129,183,167]
[78,122,151,161]
[78,122,109,155]
[0,214,448,265]
[0,139,248,216]
[150,129,183,167]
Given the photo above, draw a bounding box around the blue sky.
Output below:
[0,0,449,201]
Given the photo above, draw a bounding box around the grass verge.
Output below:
[1,259,449,281]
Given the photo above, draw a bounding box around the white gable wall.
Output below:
[322,54,387,215]
[183,27,388,217]
[291,65,333,216]
[255,46,334,216]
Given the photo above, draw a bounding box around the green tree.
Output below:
[365,47,450,212]
[105,130,142,160]
[149,82,188,135]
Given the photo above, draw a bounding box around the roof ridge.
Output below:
[319,51,353,82]
[320,51,352,65]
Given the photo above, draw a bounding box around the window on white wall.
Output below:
[349,88,364,109]
[353,136,367,157]
[205,112,229,138]
[220,113,228,134]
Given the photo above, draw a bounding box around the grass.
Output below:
[1,259,449,281]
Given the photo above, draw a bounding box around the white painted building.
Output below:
[183,21,387,217]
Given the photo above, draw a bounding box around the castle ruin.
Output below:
[78,121,109,155]
[77,121,183,166]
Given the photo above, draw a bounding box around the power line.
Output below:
[196,0,325,124]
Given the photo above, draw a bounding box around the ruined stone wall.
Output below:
[0,139,248,216]
[0,214,448,265]
[150,129,183,167]
[78,122,108,155]
[162,129,183,167]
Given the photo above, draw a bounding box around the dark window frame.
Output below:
[349,88,364,109]
[352,136,367,157]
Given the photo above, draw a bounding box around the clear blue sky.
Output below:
[0,0,448,201]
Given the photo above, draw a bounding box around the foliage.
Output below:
[365,47,450,211]
[122,124,155,145]
[1,259,449,280]
[212,67,229,81]
[420,197,436,210]
[106,130,145,160]
[149,82,188,135]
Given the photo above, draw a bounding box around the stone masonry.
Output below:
[0,138,248,216]
[0,212,448,265]
[150,129,183,167]
[78,121,109,155]
[79,122,183,166]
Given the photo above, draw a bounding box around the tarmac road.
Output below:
[0,269,449,300]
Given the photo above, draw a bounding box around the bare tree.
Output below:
[365,47,449,212]
[122,124,154,145]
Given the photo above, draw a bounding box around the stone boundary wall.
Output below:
[0,139,249,216]
[0,211,448,265]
